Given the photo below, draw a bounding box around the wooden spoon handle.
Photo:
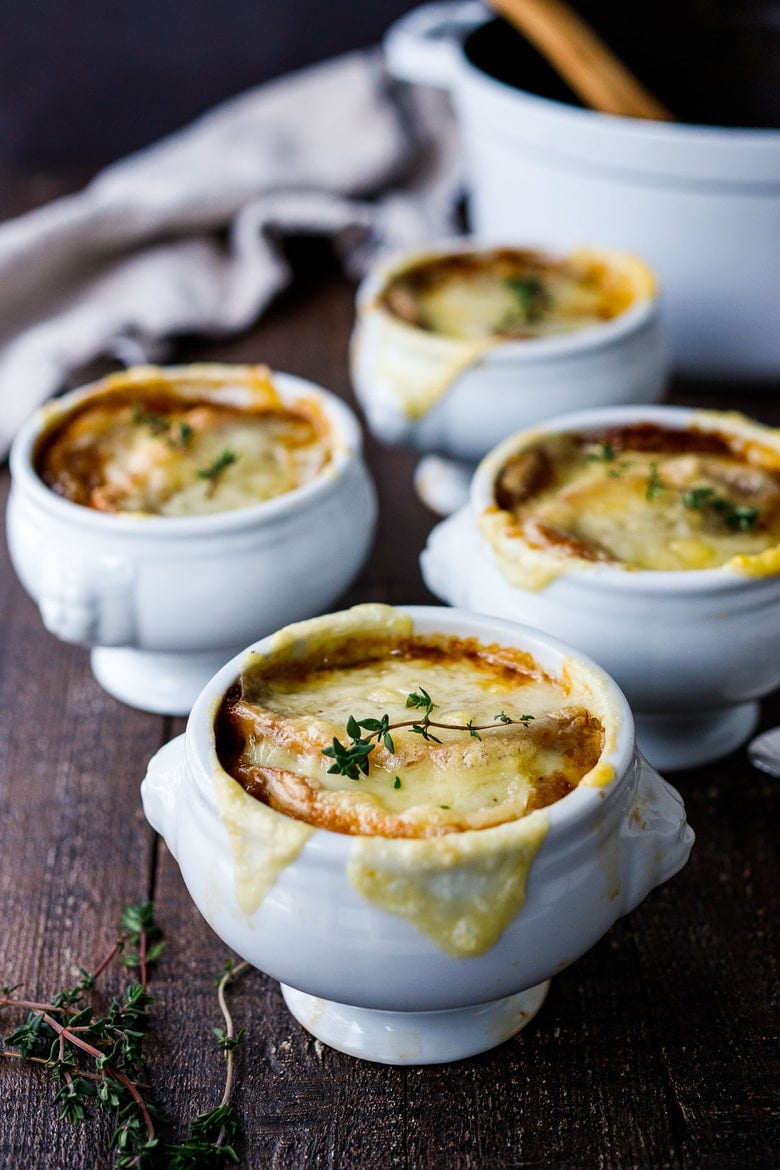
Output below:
[488,0,674,121]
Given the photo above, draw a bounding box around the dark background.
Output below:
[1,0,777,169]
[0,0,419,168]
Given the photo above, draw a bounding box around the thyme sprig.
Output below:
[645,461,665,500]
[133,410,169,438]
[1,904,248,1168]
[322,688,534,780]
[643,470,762,531]
[197,449,239,494]
[585,439,616,464]
[682,485,762,532]
[132,411,194,451]
[505,275,550,324]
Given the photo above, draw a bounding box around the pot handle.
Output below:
[619,755,695,916]
[141,734,188,861]
[384,1,486,89]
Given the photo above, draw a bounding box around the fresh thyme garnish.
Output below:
[721,504,762,531]
[175,421,195,450]
[1,903,248,1168]
[682,486,715,510]
[197,449,239,492]
[133,410,170,438]
[682,485,762,531]
[646,461,664,500]
[322,689,535,780]
[505,275,550,324]
[583,441,764,532]
[132,411,194,451]
[586,440,616,464]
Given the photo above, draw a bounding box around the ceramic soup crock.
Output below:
[141,604,693,1065]
[421,404,780,770]
[7,364,377,714]
[351,238,666,463]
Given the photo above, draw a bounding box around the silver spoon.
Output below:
[747,726,780,777]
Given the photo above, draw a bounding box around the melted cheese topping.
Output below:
[35,364,332,516]
[481,415,780,584]
[379,247,654,342]
[217,616,605,839]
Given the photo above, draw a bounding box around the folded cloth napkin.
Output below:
[0,49,461,457]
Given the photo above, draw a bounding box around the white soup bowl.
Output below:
[7,365,377,714]
[141,603,693,1065]
[421,404,780,770]
[350,239,666,464]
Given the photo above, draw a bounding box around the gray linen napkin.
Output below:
[0,50,460,457]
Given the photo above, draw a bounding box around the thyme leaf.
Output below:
[505,275,550,324]
[682,486,715,510]
[132,410,194,451]
[683,484,762,532]
[585,440,616,464]
[197,449,238,488]
[132,410,169,437]
[322,690,535,779]
[174,421,195,450]
[645,461,664,500]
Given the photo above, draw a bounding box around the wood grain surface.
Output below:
[0,188,777,1170]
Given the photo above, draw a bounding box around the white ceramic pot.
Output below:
[7,369,377,715]
[351,239,666,463]
[384,3,780,379]
[141,604,693,1065]
[421,404,780,770]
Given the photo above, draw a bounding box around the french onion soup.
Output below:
[379,247,654,342]
[216,605,608,840]
[35,364,332,517]
[482,414,780,584]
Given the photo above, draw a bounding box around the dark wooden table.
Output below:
[0,176,777,1170]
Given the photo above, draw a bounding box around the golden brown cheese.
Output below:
[35,364,332,517]
[379,247,653,342]
[216,626,605,839]
[484,416,780,580]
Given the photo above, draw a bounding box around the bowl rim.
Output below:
[185,603,638,859]
[355,236,659,364]
[461,17,780,146]
[472,402,780,592]
[9,365,365,537]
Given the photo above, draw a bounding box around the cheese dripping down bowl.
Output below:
[7,363,377,715]
[421,404,780,772]
[350,239,666,463]
[141,602,693,1065]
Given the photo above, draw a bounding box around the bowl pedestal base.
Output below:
[636,700,759,772]
[280,980,550,1065]
[91,646,239,715]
